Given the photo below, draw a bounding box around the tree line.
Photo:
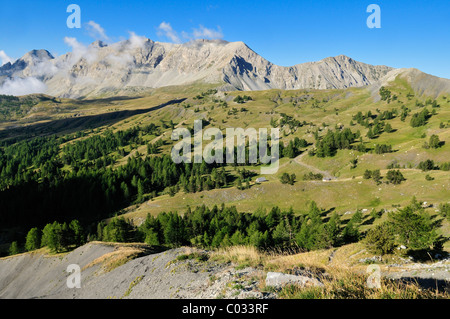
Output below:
[7,198,445,259]
[7,202,363,256]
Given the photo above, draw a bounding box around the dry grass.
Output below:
[211,244,450,299]
[211,244,359,271]
[211,245,264,267]
[0,246,71,260]
[265,248,332,272]
[278,269,449,299]
[82,242,150,273]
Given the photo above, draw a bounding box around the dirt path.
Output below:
[278,149,425,183]
[293,151,335,179]
[277,150,335,180]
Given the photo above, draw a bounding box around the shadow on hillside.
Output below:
[322,207,336,222]
[0,98,186,142]
[71,95,144,105]
[393,277,450,292]
[361,216,375,226]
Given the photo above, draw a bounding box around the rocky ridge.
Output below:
[0,38,394,98]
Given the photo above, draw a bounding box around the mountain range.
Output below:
[1,37,449,98]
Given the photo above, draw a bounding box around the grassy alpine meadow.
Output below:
[1,74,449,299]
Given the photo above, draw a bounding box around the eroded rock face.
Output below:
[0,38,394,98]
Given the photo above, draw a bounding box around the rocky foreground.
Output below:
[0,242,448,299]
[0,243,272,299]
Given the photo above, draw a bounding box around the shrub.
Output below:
[302,172,323,181]
[233,95,252,104]
[374,144,392,154]
[280,172,296,185]
[418,159,435,171]
[363,169,381,184]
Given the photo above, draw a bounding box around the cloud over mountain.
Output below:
[0,50,13,66]
[0,76,47,96]
[86,21,109,41]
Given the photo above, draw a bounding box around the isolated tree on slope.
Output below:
[25,227,41,251]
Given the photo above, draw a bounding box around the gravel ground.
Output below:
[384,259,450,291]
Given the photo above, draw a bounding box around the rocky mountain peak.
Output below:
[0,38,396,98]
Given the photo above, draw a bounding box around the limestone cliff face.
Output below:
[0,38,394,98]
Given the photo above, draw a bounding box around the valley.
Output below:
[0,40,449,299]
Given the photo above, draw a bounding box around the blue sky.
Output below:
[0,0,449,78]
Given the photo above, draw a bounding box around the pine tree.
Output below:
[429,134,441,149]
[121,181,130,200]
[41,222,61,252]
[384,123,393,133]
[389,206,437,250]
[325,213,341,246]
[9,241,20,255]
[364,223,396,255]
[342,220,360,243]
[386,170,405,184]
[164,213,185,246]
[69,220,84,246]
[236,177,243,190]
[272,219,290,248]
[25,227,41,251]
[372,169,382,184]
[137,179,145,202]
[145,229,160,246]
[230,230,246,245]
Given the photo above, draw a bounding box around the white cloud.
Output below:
[30,58,59,77]
[157,22,224,43]
[181,31,191,40]
[105,52,134,67]
[192,25,223,40]
[128,31,148,49]
[64,36,98,64]
[0,50,13,66]
[0,77,47,96]
[86,20,109,41]
[64,36,87,54]
[157,22,181,43]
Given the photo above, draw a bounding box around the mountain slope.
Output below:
[0,38,393,98]
[378,68,450,98]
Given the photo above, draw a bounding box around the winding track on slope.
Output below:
[277,150,335,180]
